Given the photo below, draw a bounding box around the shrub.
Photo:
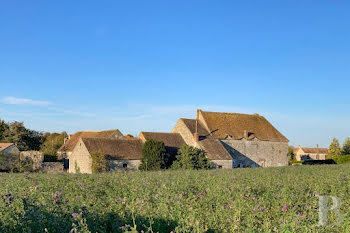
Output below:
[139,139,166,171]
[172,145,211,169]
[15,157,35,173]
[91,151,108,173]
[0,151,19,172]
[332,154,350,164]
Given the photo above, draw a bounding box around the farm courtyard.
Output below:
[1,165,349,233]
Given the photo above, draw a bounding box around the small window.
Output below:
[123,163,128,168]
[218,165,223,169]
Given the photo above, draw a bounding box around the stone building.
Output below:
[294,146,328,161]
[69,137,143,174]
[58,129,123,169]
[0,143,20,170]
[172,110,289,168]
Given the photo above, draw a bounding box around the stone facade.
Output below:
[172,110,289,168]
[42,162,64,173]
[294,147,327,161]
[172,119,198,147]
[20,151,44,170]
[69,138,143,174]
[108,160,141,171]
[210,160,233,169]
[69,138,92,174]
[221,139,288,167]
[0,144,20,171]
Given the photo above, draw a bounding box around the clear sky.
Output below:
[0,1,349,147]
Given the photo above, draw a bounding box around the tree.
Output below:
[342,138,350,155]
[171,145,211,169]
[0,119,46,151]
[139,139,166,171]
[328,138,342,157]
[91,151,108,173]
[0,120,9,142]
[288,146,295,161]
[41,132,67,160]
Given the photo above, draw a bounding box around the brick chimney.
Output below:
[194,132,199,142]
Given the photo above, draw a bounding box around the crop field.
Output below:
[0,165,350,233]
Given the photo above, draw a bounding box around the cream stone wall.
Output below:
[69,138,92,174]
[211,160,233,169]
[0,145,20,170]
[172,119,198,147]
[295,149,326,161]
[221,139,289,167]
[108,160,141,171]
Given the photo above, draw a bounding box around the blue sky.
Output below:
[0,1,349,147]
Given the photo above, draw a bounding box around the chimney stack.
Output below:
[244,130,248,139]
[194,132,199,142]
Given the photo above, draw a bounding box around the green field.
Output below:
[1,165,350,233]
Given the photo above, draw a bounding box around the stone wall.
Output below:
[211,160,233,169]
[20,151,44,170]
[69,138,92,174]
[42,162,64,173]
[221,139,288,168]
[172,119,198,147]
[108,159,141,171]
[0,145,20,171]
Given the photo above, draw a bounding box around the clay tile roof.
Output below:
[292,147,299,154]
[0,143,15,152]
[58,129,123,153]
[199,110,289,142]
[82,138,143,160]
[180,118,210,136]
[301,148,328,154]
[199,139,232,160]
[139,132,186,148]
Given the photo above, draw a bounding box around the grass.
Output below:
[0,165,350,232]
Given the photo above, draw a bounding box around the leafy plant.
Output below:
[172,144,211,169]
[139,139,166,171]
[90,151,108,173]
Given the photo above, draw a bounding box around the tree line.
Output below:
[328,137,350,157]
[0,119,66,159]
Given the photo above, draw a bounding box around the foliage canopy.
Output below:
[139,139,166,171]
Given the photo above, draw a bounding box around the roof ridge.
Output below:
[200,110,261,117]
[77,129,119,133]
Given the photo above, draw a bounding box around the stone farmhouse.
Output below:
[63,109,289,173]
[57,129,123,159]
[0,143,20,170]
[69,137,143,174]
[294,146,328,161]
[172,110,289,168]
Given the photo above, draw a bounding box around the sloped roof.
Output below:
[199,110,289,142]
[82,138,143,160]
[139,132,186,148]
[199,139,232,160]
[301,147,328,154]
[180,118,210,136]
[0,143,15,152]
[292,147,299,154]
[58,129,123,153]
